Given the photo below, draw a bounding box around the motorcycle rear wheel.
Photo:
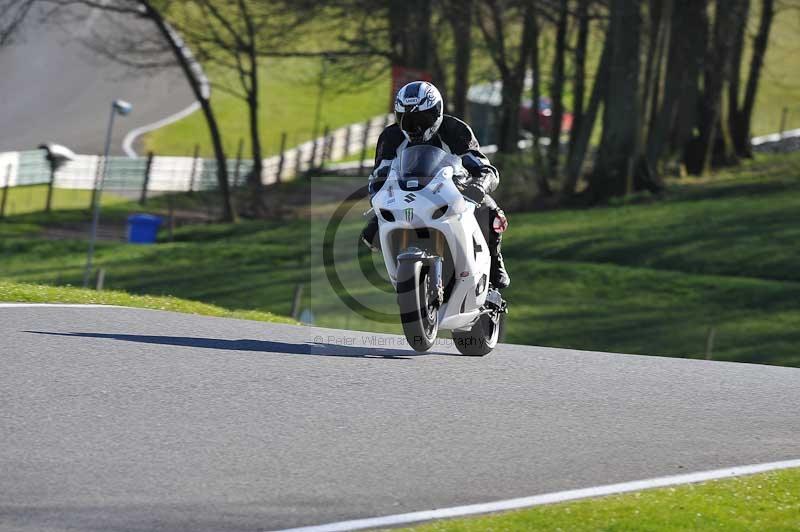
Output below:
[396,260,439,352]
[453,313,504,356]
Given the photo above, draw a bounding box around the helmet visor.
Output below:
[396,103,442,136]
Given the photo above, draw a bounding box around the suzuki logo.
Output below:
[404,208,414,222]
[404,193,416,203]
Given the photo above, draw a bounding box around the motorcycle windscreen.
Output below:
[398,145,448,190]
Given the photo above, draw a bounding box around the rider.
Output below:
[360,81,510,289]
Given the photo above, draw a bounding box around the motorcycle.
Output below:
[370,145,507,355]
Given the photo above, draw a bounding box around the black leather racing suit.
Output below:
[361,115,510,289]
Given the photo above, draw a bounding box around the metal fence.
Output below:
[0,113,391,207]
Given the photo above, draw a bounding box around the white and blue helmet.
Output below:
[394,81,444,143]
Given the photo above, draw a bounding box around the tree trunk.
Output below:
[567,0,590,164]
[448,0,473,119]
[727,0,750,154]
[547,0,568,180]
[589,0,642,200]
[648,0,708,172]
[476,0,535,153]
[646,0,672,148]
[498,78,524,153]
[641,0,669,143]
[529,6,548,193]
[698,0,745,175]
[563,34,610,195]
[246,50,264,198]
[142,1,234,222]
[734,0,774,157]
[390,0,432,70]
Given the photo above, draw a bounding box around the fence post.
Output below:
[308,135,319,171]
[140,152,154,205]
[276,132,287,184]
[45,165,56,213]
[705,326,716,360]
[321,125,331,165]
[0,164,10,219]
[188,144,199,194]
[358,118,372,177]
[234,138,244,187]
[343,124,352,158]
[290,284,304,319]
[294,143,303,177]
[96,268,106,291]
[779,107,789,138]
[167,194,175,242]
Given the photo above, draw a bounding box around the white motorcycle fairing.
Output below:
[370,152,492,332]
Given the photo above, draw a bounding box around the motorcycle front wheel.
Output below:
[396,260,439,352]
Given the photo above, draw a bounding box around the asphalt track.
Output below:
[1,305,799,531]
[0,5,194,155]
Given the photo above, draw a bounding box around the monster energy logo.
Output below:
[404,208,413,222]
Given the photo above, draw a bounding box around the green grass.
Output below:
[0,152,798,365]
[393,468,800,531]
[0,185,127,216]
[751,6,800,135]
[145,57,390,158]
[0,280,295,324]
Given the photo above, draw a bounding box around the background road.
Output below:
[1,305,799,531]
[0,5,194,155]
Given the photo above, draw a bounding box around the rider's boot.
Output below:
[490,236,510,289]
[489,209,510,289]
[360,214,380,252]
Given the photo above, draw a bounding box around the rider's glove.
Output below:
[462,181,486,204]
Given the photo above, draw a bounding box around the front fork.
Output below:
[397,248,444,307]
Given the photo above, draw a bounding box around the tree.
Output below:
[546,0,568,181]
[731,0,775,157]
[529,3,548,192]
[443,0,474,119]
[476,0,537,153]
[697,0,749,174]
[589,0,644,199]
[646,0,708,171]
[566,0,591,171]
[563,32,610,196]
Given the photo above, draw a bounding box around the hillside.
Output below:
[1,152,798,366]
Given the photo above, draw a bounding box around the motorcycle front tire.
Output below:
[396,259,438,352]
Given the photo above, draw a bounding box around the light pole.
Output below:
[83,99,132,288]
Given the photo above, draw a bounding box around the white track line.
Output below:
[0,303,123,309]
[272,458,800,532]
[122,101,201,158]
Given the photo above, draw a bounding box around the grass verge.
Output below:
[0,185,127,217]
[0,281,296,324]
[392,468,800,531]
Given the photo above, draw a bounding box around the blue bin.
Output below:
[127,214,162,244]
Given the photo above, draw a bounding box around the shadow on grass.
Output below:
[24,331,456,360]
